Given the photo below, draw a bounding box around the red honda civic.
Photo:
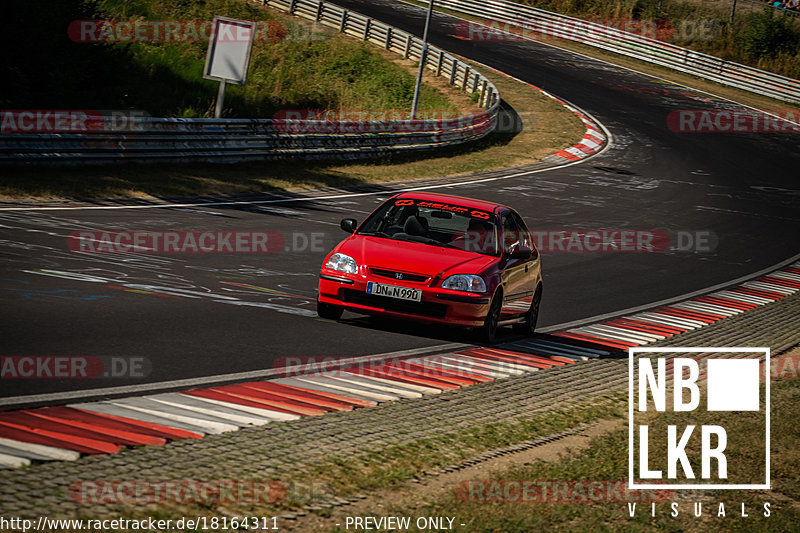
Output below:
[317,192,542,342]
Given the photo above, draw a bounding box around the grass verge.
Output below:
[0,59,586,200]
[369,369,800,532]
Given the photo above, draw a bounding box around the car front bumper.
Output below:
[318,273,491,327]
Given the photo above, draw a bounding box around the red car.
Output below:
[317,192,542,342]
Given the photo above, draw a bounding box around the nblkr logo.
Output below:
[628,347,771,519]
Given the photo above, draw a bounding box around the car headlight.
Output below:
[325,253,358,274]
[441,274,486,293]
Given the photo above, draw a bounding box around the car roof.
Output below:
[393,191,509,213]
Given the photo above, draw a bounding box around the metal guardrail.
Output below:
[430,0,800,104]
[0,0,499,165]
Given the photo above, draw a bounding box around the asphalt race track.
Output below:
[1,0,798,401]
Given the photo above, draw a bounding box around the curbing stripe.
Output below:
[146,394,275,426]
[72,402,213,435]
[341,372,442,395]
[272,378,385,403]
[0,453,30,469]
[0,437,80,462]
[318,373,423,399]
[180,394,302,421]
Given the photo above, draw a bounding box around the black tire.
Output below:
[513,285,542,336]
[477,292,502,344]
[317,300,343,320]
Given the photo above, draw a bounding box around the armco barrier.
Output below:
[429,0,800,104]
[0,0,499,165]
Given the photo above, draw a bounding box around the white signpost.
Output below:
[203,17,255,118]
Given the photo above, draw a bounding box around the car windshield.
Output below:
[357,198,500,256]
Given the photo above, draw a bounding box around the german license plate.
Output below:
[366,282,422,302]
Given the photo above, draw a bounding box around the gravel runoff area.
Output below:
[1,290,799,520]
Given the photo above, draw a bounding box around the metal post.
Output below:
[730,0,737,23]
[411,0,435,120]
[214,79,226,119]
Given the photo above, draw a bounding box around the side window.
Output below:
[509,210,532,249]
[502,214,519,253]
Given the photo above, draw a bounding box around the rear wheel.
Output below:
[317,300,343,320]
[513,285,542,336]
[477,292,502,344]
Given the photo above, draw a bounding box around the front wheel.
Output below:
[317,300,343,320]
[513,285,542,336]
[476,292,502,344]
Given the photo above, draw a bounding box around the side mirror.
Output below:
[509,243,533,260]
[340,218,358,233]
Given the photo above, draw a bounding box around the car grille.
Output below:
[369,268,429,283]
[341,289,447,318]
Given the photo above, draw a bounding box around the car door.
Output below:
[499,211,536,317]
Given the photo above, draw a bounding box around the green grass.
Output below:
[0,0,453,117]
[61,394,626,531]
[378,378,800,532]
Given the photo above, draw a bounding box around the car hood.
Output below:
[336,236,496,279]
